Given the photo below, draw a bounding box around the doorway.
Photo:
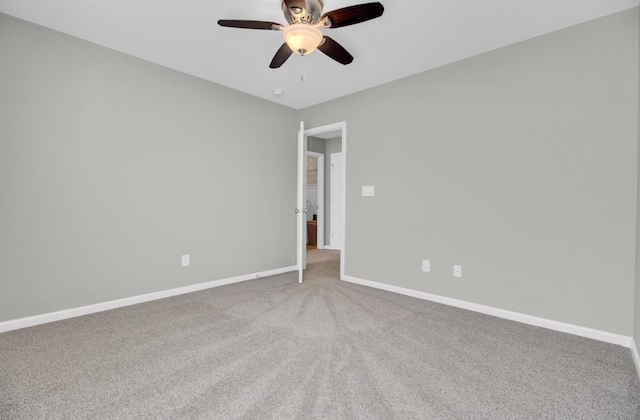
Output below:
[299,121,346,282]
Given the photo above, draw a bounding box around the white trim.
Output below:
[339,124,346,280]
[297,121,306,282]
[0,265,297,334]
[303,121,345,138]
[342,274,633,348]
[631,339,640,379]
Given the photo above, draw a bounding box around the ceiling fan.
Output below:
[218,0,384,68]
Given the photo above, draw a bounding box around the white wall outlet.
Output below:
[422,260,430,272]
[453,265,462,278]
[182,255,190,267]
[362,186,375,196]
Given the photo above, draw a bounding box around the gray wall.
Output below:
[636,6,640,349]
[2,8,639,339]
[0,14,298,322]
[299,9,639,336]
[307,137,326,155]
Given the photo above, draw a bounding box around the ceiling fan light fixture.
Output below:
[283,23,323,56]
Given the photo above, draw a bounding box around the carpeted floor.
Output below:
[1,249,639,418]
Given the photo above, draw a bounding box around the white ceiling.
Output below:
[1,0,638,109]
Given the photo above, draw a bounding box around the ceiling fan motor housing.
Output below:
[282,0,324,24]
[218,1,383,68]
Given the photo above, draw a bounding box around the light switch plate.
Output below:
[453,265,462,278]
[422,260,430,272]
[362,186,375,196]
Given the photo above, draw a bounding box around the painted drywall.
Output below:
[299,8,639,336]
[636,6,640,348]
[308,137,326,155]
[0,14,298,322]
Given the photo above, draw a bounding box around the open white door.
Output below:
[296,121,307,283]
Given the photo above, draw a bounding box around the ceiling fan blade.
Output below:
[218,20,284,30]
[317,36,353,65]
[320,2,384,28]
[270,43,294,68]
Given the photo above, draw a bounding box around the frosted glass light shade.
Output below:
[283,23,323,56]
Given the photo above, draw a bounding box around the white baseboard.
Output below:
[0,265,297,334]
[342,275,633,348]
[631,339,640,379]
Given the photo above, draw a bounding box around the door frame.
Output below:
[301,121,347,280]
[296,122,306,283]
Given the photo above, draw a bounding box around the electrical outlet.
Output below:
[453,265,462,278]
[422,260,430,272]
[182,255,190,267]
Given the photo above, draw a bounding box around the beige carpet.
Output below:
[1,249,639,418]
